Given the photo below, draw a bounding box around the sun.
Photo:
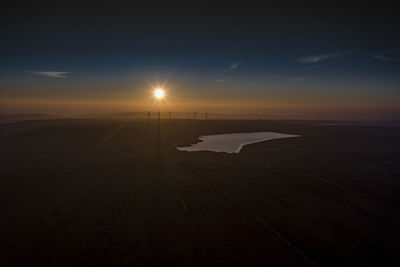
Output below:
[154,88,165,99]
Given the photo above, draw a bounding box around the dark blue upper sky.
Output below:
[1,2,399,69]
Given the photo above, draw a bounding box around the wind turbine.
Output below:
[154,88,165,121]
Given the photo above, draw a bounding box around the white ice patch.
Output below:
[176,132,300,154]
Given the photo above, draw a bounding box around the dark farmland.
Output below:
[1,119,399,266]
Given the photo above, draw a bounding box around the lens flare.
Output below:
[154,88,164,99]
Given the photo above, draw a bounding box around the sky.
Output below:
[1,1,399,120]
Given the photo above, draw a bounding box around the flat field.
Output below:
[1,119,399,265]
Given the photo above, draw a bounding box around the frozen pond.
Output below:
[176,132,300,153]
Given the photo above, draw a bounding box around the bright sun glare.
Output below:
[154,88,165,99]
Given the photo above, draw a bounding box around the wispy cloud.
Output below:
[263,74,279,80]
[291,76,305,82]
[304,65,325,71]
[215,77,233,82]
[223,62,240,72]
[372,48,400,61]
[29,71,70,78]
[297,52,349,64]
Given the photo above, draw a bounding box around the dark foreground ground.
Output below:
[1,119,400,266]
